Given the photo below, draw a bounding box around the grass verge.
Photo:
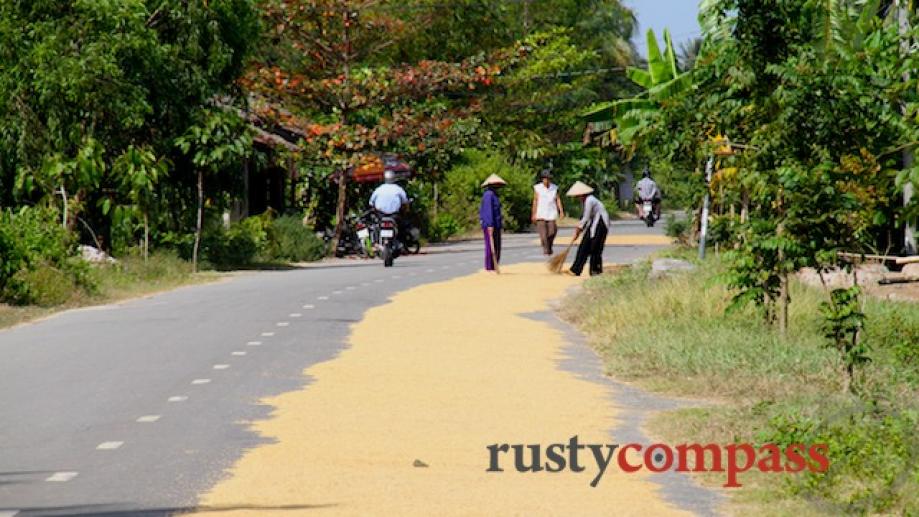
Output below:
[0,251,220,330]
[560,250,919,516]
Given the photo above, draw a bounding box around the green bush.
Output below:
[761,408,919,514]
[663,214,689,243]
[427,213,462,243]
[440,150,535,233]
[200,215,269,268]
[267,215,325,262]
[3,264,75,306]
[0,207,94,305]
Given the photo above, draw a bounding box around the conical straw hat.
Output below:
[481,174,507,187]
[566,181,594,197]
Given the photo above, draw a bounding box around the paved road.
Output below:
[0,221,665,516]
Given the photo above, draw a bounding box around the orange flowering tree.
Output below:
[246,0,505,244]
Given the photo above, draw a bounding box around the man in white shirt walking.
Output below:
[566,181,610,276]
[531,169,565,255]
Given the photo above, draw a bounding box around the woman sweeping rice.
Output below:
[566,181,610,276]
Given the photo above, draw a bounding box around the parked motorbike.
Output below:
[327,212,368,258]
[355,210,378,258]
[401,222,421,255]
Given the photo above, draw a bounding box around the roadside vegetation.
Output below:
[0,0,640,314]
[567,3,919,512]
[563,254,919,515]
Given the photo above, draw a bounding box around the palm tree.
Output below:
[678,37,703,70]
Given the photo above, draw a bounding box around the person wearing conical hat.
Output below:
[479,174,506,272]
[566,181,610,276]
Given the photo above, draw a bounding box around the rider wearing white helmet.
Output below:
[370,170,409,215]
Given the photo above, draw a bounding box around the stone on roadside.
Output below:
[901,263,919,277]
[649,258,695,279]
[797,264,888,289]
[79,245,117,264]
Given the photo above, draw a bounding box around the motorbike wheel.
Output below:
[407,239,421,255]
[382,244,394,267]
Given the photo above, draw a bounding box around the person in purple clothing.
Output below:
[479,174,507,272]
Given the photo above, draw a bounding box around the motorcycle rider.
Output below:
[370,170,409,215]
[369,170,409,252]
[634,167,662,220]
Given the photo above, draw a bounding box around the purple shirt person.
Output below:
[479,174,507,272]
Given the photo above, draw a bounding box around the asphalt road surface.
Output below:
[0,221,666,517]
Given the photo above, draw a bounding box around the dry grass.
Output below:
[0,252,220,330]
[561,251,919,515]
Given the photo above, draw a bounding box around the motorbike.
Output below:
[400,221,421,255]
[328,212,370,258]
[377,214,400,267]
[354,210,378,258]
[640,199,659,227]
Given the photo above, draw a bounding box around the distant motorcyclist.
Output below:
[369,170,410,258]
[634,167,662,220]
[370,170,409,215]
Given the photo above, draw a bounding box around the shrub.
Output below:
[664,214,689,244]
[439,150,535,233]
[0,207,93,305]
[199,215,268,268]
[427,213,462,243]
[3,264,75,306]
[267,215,325,262]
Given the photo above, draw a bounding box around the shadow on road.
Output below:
[6,503,338,516]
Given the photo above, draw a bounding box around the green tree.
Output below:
[175,110,253,271]
[0,0,258,249]
[112,145,169,262]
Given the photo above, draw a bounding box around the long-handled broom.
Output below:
[487,228,500,274]
[547,234,579,274]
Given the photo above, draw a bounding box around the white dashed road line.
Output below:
[346,286,356,290]
[276,322,289,327]
[168,396,188,402]
[213,364,230,370]
[191,379,211,385]
[232,351,247,356]
[302,304,315,309]
[289,313,302,318]
[332,290,343,295]
[318,296,329,300]
[136,415,161,423]
[96,441,123,450]
[247,341,262,346]
[46,471,78,482]
[261,332,275,337]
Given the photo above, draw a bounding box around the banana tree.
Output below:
[582,28,691,151]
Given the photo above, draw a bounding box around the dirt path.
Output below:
[196,263,691,516]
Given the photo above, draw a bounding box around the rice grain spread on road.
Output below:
[196,262,688,516]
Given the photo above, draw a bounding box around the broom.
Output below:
[547,234,579,274]
[487,228,501,274]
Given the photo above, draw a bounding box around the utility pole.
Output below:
[698,156,714,260]
[899,0,917,254]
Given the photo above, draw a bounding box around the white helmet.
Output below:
[384,170,396,184]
